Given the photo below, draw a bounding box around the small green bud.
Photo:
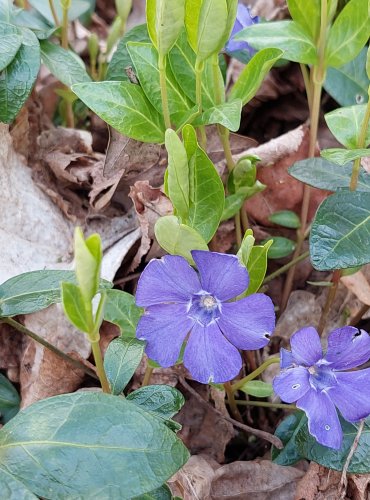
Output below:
[116,0,132,23]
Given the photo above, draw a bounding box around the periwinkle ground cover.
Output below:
[0,0,369,496]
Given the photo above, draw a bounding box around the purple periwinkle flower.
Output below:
[136,251,275,384]
[225,3,259,54]
[273,326,370,449]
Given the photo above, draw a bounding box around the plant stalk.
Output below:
[350,96,370,191]
[159,55,172,129]
[61,1,75,128]
[142,364,154,387]
[230,400,296,410]
[195,58,207,148]
[263,250,310,285]
[91,339,110,393]
[317,269,342,335]
[48,0,60,25]
[232,357,280,392]
[224,381,242,421]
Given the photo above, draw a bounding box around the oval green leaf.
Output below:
[268,210,301,229]
[0,22,22,72]
[127,385,185,420]
[262,236,296,259]
[0,468,37,499]
[104,289,143,337]
[0,374,20,424]
[146,0,185,56]
[325,104,370,149]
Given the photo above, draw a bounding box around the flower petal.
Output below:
[136,303,194,367]
[273,367,310,403]
[325,327,370,370]
[191,250,249,301]
[183,321,242,384]
[297,389,342,449]
[136,255,201,307]
[328,369,370,422]
[280,348,294,369]
[290,327,323,366]
[217,294,275,350]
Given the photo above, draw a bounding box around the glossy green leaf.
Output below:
[262,236,296,259]
[40,40,91,87]
[28,0,90,25]
[146,0,185,56]
[296,416,370,473]
[0,0,12,22]
[0,469,37,499]
[246,241,273,294]
[289,158,370,192]
[271,412,306,466]
[235,20,317,65]
[324,47,369,106]
[133,484,172,500]
[183,125,225,242]
[310,191,370,270]
[268,210,301,229]
[61,282,90,333]
[168,29,218,109]
[221,182,266,221]
[237,229,255,266]
[321,147,370,165]
[228,157,257,194]
[0,22,21,72]
[193,99,242,131]
[287,0,320,41]
[74,228,102,303]
[104,289,143,337]
[165,129,190,220]
[104,337,145,395]
[72,81,165,143]
[155,216,208,264]
[325,104,370,148]
[239,380,273,398]
[196,0,228,61]
[127,42,192,127]
[0,27,40,123]
[229,48,283,105]
[0,374,19,424]
[127,385,185,420]
[0,270,111,318]
[106,24,151,81]
[0,392,189,498]
[325,0,370,68]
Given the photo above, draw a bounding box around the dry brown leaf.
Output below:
[295,462,344,500]
[169,455,220,500]
[248,0,288,20]
[341,269,370,306]
[347,474,370,500]
[210,460,304,500]
[0,323,23,383]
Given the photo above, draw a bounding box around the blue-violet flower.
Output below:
[136,251,275,384]
[273,326,370,449]
[225,3,259,54]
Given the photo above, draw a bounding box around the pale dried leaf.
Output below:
[169,455,219,500]
[341,269,370,306]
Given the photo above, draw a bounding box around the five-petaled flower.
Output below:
[225,3,259,54]
[273,326,370,449]
[136,251,275,384]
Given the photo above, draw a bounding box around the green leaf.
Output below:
[146,0,185,56]
[227,156,259,193]
[325,0,370,68]
[74,228,102,303]
[127,41,192,127]
[28,0,91,25]
[367,45,370,80]
[72,81,166,143]
[262,236,296,259]
[127,385,185,420]
[0,0,12,22]
[0,374,19,424]
[325,104,370,148]
[287,0,320,41]
[168,29,219,109]
[133,484,172,500]
[324,46,369,106]
[268,210,301,229]
[235,20,317,65]
[183,125,225,242]
[0,469,37,499]
[221,182,266,221]
[193,99,242,131]
[165,129,190,220]
[106,24,151,82]
[40,40,91,87]
[0,22,22,72]
[229,48,283,105]
[289,158,370,192]
[0,392,189,497]
[239,380,273,398]
[310,191,370,270]
[104,289,143,337]
[104,337,145,395]
[321,147,370,165]
[246,241,273,294]
[61,282,90,333]
[271,412,306,466]
[0,270,111,318]
[0,27,40,123]
[155,216,208,264]
[237,229,255,265]
[195,0,228,61]
[296,416,370,473]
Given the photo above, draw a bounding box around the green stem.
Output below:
[224,381,243,421]
[300,63,312,115]
[2,317,98,379]
[61,2,75,128]
[263,250,310,285]
[234,211,242,247]
[195,58,207,148]
[91,340,110,393]
[48,0,59,25]
[230,400,296,410]
[232,357,280,393]
[317,269,342,335]
[350,96,370,191]
[142,364,154,387]
[159,55,172,130]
